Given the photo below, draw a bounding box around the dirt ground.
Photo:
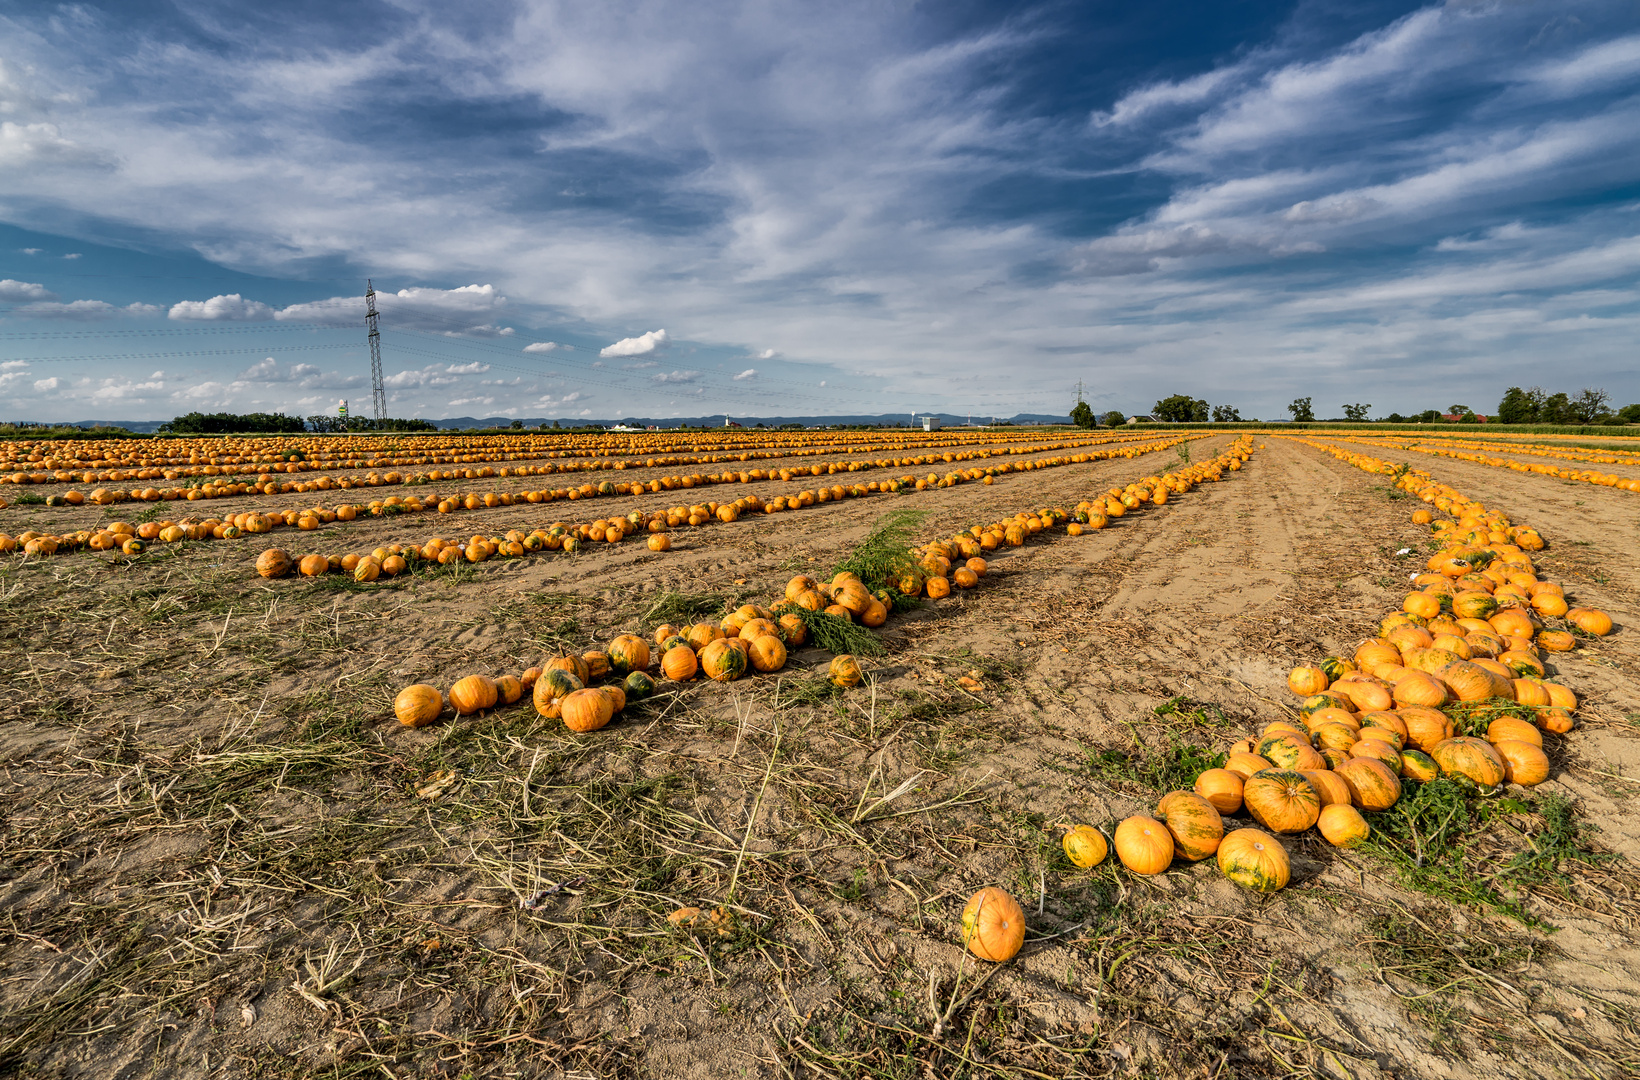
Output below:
[1,433,1636,1079]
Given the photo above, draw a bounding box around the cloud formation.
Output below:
[0,278,56,302]
[170,294,275,321]
[600,329,669,358]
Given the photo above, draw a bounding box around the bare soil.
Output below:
[1,434,1636,1079]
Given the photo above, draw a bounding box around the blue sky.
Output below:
[2,0,1638,422]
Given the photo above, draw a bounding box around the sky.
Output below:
[2,0,1639,423]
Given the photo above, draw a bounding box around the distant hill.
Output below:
[68,411,1073,434]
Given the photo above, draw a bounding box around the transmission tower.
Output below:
[365,279,386,421]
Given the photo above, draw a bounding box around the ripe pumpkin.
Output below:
[1430,737,1506,786]
[1299,769,1352,808]
[1317,804,1370,848]
[1193,768,1243,814]
[960,887,1026,962]
[1349,739,1402,772]
[1287,665,1329,696]
[495,674,524,706]
[829,654,863,688]
[661,644,698,681]
[299,553,329,576]
[560,687,615,733]
[777,613,807,646]
[1392,671,1448,709]
[1535,629,1576,652]
[1113,816,1173,875]
[685,623,724,651]
[1356,725,1405,751]
[1487,716,1542,747]
[1330,678,1392,713]
[699,640,746,682]
[545,654,591,685]
[1242,770,1320,834]
[1399,749,1439,782]
[1397,705,1455,751]
[1256,733,1325,771]
[394,684,444,728]
[1312,723,1358,756]
[1223,752,1274,780]
[449,675,499,715]
[746,634,787,673]
[1159,792,1224,861]
[1217,828,1290,892]
[256,548,293,578]
[1495,740,1549,786]
[1333,757,1402,811]
[608,635,651,675]
[1566,608,1613,636]
[1062,825,1109,869]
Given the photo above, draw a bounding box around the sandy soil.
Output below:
[0,433,1635,1079]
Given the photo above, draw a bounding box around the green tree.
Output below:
[1070,400,1095,428]
[1211,404,1241,422]
[1103,410,1126,427]
[1540,392,1571,423]
[1496,386,1536,424]
[1568,388,1611,424]
[1341,403,1372,422]
[1288,397,1314,422]
[1618,403,1640,423]
[1417,409,1441,423]
[1458,412,1480,424]
[1154,394,1208,423]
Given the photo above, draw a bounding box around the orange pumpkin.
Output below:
[1299,769,1352,808]
[1223,752,1274,780]
[1114,816,1174,875]
[1333,757,1401,811]
[960,887,1026,962]
[1062,825,1108,869]
[1392,671,1448,709]
[256,548,293,578]
[1430,737,1506,786]
[1193,769,1243,814]
[746,634,787,673]
[1217,828,1290,892]
[1399,749,1439,782]
[661,644,698,681]
[829,654,863,687]
[1397,705,1455,751]
[394,684,444,728]
[1317,804,1370,848]
[1495,740,1549,786]
[560,687,615,733]
[1486,716,1542,747]
[1566,608,1613,636]
[1241,770,1321,834]
[1287,665,1329,696]
[449,675,499,715]
[1256,733,1325,771]
[608,634,651,675]
[1158,792,1224,861]
[495,674,524,706]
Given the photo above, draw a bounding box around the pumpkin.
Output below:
[1299,769,1352,808]
[1312,724,1358,756]
[299,553,329,576]
[1317,804,1370,848]
[1431,737,1506,786]
[1495,740,1549,786]
[1330,678,1392,713]
[1223,752,1274,780]
[1217,828,1290,892]
[1333,757,1401,810]
[581,651,612,681]
[777,613,808,646]
[394,684,444,728]
[746,634,788,673]
[449,675,499,715]
[520,666,541,689]
[608,635,651,675]
[647,533,671,551]
[699,640,746,682]
[1542,682,1578,711]
[600,684,627,714]
[1536,706,1575,734]
[1193,768,1244,814]
[1114,816,1173,875]
[1535,629,1576,652]
[1349,738,1402,771]
[1062,825,1109,869]
[1159,792,1224,861]
[661,644,698,681]
[960,887,1026,962]
[545,654,591,685]
[1486,716,1542,747]
[1287,665,1329,696]
[685,623,724,651]
[1566,608,1613,636]
[495,674,524,706]
[1305,707,1360,732]
[623,670,657,700]
[829,654,863,688]
[1256,733,1325,771]
[653,623,680,646]
[1398,705,1455,751]
[1392,671,1448,708]
[256,548,293,578]
[1242,770,1321,833]
[560,688,615,733]
[1318,656,1356,681]
[1399,749,1439,782]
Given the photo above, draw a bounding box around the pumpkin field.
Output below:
[1,426,1637,1079]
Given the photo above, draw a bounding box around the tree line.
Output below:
[158,412,438,434]
[1071,387,1637,427]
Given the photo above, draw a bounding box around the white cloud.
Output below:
[0,279,56,302]
[16,299,122,319]
[383,364,463,389]
[62,252,80,259]
[1091,63,1249,128]
[169,293,276,321]
[0,360,27,370]
[20,248,43,255]
[445,361,490,374]
[651,369,699,383]
[275,283,507,331]
[733,368,757,380]
[523,341,558,352]
[755,348,777,360]
[601,328,669,357]
[32,377,60,391]
[0,120,100,165]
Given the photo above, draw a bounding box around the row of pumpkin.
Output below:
[0,430,1168,487]
[1343,434,1640,494]
[1014,438,1611,922]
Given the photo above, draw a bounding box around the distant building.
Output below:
[1127,415,1154,424]
[1441,413,1487,423]
[921,416,942,431]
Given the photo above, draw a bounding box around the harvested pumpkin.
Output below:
[1061,824,1108,869]
[960,887,1026,962]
